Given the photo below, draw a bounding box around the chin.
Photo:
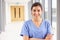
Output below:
[34,16,40,18]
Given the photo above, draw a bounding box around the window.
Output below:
[52,0,57,40]
[40,0,57,40]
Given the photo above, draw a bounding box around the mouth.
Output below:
[34,14,40,17]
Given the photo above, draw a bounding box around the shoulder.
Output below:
[44,19,51,24]
[23,19,31,27]
[24,19,31,24]
[22,20,31,29]
[43,19,51,27]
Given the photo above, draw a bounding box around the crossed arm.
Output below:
[23,34,53,40]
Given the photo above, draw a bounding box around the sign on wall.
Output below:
[11,6,24,22]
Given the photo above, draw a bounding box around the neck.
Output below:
[32,17,42,22]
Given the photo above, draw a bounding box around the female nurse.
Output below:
[20,2,53,40]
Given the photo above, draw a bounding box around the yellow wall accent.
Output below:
[11,6,24,22]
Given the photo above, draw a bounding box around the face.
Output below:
[31,6,43,18]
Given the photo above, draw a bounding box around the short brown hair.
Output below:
[31,2,43,10]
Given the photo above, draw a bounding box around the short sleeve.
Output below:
[20,22,29,36]
[47,21,53,35]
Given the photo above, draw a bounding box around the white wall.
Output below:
[1,0,30,40]
[4,0,30,3]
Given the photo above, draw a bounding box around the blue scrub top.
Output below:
[20,19,52,39]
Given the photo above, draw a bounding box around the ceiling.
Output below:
[4,0,30,3]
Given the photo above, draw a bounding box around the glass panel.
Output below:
[52,0,57,40]
[45,0,48,19]
[40,0,57,40]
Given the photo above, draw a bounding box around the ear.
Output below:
[41,9,44,14]
[42,8,44,12]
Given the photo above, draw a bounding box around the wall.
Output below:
[0,0,6,33]
[1,0,30,40]
[0,0,2,33]
[57,0,60,40]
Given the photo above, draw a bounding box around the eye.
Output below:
[33,10,36,12]
[38,10,40,12]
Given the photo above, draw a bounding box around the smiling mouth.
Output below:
[34,14,40,16]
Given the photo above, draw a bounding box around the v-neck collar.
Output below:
[30,19,44,29]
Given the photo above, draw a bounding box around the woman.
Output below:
[20,2,53,40]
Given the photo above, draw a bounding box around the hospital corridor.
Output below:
[0,0,60,40]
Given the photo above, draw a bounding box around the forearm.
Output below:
[30,38,51,40]
[45,34,53,40]
[30,38,45,40]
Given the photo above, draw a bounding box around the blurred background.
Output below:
[0,0,59,40]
